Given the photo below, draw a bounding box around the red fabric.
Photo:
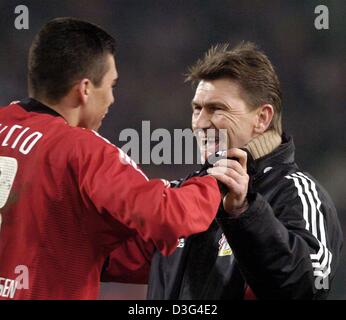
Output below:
[244,285,257,300]
[0,103,221,299]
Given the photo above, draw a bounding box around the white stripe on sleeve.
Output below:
[285,172,332,278]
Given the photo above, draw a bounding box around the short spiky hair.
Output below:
[28,17,116,103]
[186,42,282,134]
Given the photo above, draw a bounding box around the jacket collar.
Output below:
[245,133,295,177]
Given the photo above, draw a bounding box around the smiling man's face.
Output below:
[191,78,258,160]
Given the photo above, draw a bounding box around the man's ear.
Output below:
[77,78,91,105]
[254,104,274,134]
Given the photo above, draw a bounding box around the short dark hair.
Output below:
[186,42,282,134]
[28,17,116,103]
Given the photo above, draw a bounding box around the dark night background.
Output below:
[0,0,345,299]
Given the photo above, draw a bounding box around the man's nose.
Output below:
[194,108,212,129]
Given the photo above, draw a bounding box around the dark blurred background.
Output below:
[0,0,345,299]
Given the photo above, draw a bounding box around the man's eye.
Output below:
[210,106,222,112]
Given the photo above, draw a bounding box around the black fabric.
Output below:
[147,134,343,300]
[18,98,64,118]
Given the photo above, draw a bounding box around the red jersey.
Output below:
[0,99,220,299]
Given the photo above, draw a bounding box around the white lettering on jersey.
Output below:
[19,132,43,155]
[0,157,18,209]
[0,265,30,299]
[0,123,43,155]
[2,125,23,146]
[0,277,18,299]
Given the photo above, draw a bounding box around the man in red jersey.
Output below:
[0,18,228,299]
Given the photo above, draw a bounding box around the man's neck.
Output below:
[33,96,80,127]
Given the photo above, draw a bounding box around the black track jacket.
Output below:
[147,135,343,299]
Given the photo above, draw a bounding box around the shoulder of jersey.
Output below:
[66,126,117,149]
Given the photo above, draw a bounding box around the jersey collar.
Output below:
[18,98,64,118]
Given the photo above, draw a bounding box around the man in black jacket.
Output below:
[147,42,343,299]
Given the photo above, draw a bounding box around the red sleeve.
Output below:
[73,130,220,256]
[101,235,155,284]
